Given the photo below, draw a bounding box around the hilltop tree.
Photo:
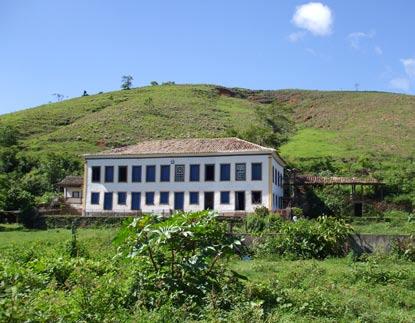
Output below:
[121,75,133,90]
[52,93,64,102]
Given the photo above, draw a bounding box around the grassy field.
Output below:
[1,84,414,161]
[1,225,414,321]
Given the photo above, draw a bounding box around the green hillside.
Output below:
[1,84,414,162]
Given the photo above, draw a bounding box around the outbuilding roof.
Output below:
[87,137,282,156]
[295,175,383,185]
[57,176,83,187]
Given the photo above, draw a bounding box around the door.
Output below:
[174,192,184,211]
[104,192,113,210]
[235,191,245,211]
[131,192,141,210]
[204,192,214,210]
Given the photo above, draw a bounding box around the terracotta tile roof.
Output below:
[88,138,276,156]
[57,176,83,187]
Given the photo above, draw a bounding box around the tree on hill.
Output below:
[121,75,133,90]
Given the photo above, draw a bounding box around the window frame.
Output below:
[90,192,100,205]
[131,165,142,182]
[251,162,262,181]
[72,191,81,198]
[220,191,230,204]
[118,166,128,183]
[104,166,114,183]
[204,164,215,182]
[91,166,101,183]
[146,165,156,182]
[235,163,246,181]
[174,164,185,182]
[117,192,127,205]
[251,190,262,205]
[159,191,169,205]
[189,164,200,182]
[220,163,231,181]
[160,165,171,182]
[145,192,155,205]
[189,191,199,205]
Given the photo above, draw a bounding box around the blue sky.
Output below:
[1,1,415,113]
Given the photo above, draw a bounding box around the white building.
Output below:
[82,138,285,215]
[57,175,83,212]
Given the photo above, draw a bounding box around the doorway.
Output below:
[235,191,245,211]
[354,202,363,217]
[103,192,113,211]
[204,192,214,210]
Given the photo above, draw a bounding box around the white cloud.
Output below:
[401,58,415,78]
[374,46,383,55]
[288,31,305,42]
[347,31,375,50]
[292,2,333,36]
[389,78,410,92]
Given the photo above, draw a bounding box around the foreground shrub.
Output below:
[117,211,246,313]
[391,235,415,261]
[258,216,353,259]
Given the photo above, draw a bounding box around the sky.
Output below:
[1,0,415,114]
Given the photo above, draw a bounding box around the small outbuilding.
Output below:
[57,176,83,209]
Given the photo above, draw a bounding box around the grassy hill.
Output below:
[1,84,414,162]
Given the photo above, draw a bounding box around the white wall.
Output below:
[84,154,280,214]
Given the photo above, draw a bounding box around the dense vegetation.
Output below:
[1,213,414,322]
[0,84,414,216]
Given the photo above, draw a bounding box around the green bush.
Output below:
[391,235,415,261]
[258,216,353,259]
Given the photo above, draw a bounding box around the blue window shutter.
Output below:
[105,166,114,182]
[220,164,230,181]
[220,191,230,204]
[91,192,100,205]
[190,165,200,181]
[146,165,156,182]
[132,166,142,182]
[118,192,126,204]
[189,192,199,204]
[131,192,141,210]
[160,192,169,204]
[251,163,262,181]
[160,165,170,182]
[146,192,155,205]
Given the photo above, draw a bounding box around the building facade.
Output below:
[82,138,285,215]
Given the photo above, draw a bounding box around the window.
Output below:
[275,195,279,208]
[274,169,278,186]
[118,166,128,182]
[220,164,230,181]
[91,166,101,182]
[160,165,170,182]
[175,165,185,182]
[220,191,230,204]
[235,163,246,181]
[280,173,283,187]
[160,192,169,204]
[146,165,156,182]
[118,192,127,205]
[251,163,262,181]
[105,166,114,182]
[190,164,200,181]
[72,191,80,198]
[279,197,283,209]
[90,192,100,205]
[189,192,199,204]
[272,166,275,183]
[205,164,215,181]
[132,166,142,182]
[251,191,262,204]
[145,192,155,205]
